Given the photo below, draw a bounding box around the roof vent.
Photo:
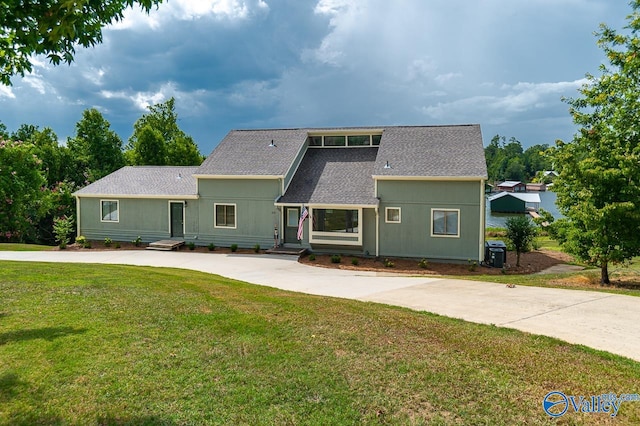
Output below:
[268,139,277,147]
[383,161,392,169]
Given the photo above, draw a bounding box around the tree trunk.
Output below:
[601,262,610,285]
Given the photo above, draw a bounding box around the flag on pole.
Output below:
[297,206,309,240]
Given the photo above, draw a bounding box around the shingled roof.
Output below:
[373,125,487,178]
[74,166,198,197]
[196,129,308,176]
[197,125,486,179]
[278,148,378,205]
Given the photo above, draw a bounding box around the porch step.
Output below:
[265,246,308,256]
[146,240,185,251]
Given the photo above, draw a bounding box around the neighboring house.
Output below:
[74,125,488,262]
[526,182,546,192]
[488,191,541,213]
[496,181,526,192]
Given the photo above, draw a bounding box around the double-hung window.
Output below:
[385,207,401,223]
[101,200,119,222]
[431,209,459,237]
[215,203,236,229]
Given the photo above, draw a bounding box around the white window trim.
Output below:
[385,207,401,224]
[286,208,299,227]
[309,207,363,246]
[168,200,186,235]
[430,208,460,238]
[100,199,119,223]
[214,203,237,229]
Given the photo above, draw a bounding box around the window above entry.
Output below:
[307,133,382,148]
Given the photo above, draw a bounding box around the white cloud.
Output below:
[109,0,269,30]
[22,76,47,95]
[83,67,107,86]
[227,79,280,107]
[0,85,15,99]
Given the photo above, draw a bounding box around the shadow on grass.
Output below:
[0,372,22,403]
[0,326,87,345]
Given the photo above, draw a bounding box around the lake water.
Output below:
[485,191,561,228]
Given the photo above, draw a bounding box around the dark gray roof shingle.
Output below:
[74,166,198,197]
[279,148,378,205]
[373,125,487,178]
[196,129,308,176]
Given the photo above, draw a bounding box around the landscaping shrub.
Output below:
[115,242,121,249]
[132,236,142,247]
[230,244,238,252]
[418,258,429,269]
[208,243,216,251]
[330,254,341,264]
[351,258,359,266]
[75,235,86,246]
[253,244,260,253]
[53,215,74,249]
[467,259,478,272]
[383,258,394,268]
[104,237,112,247]
[187,242,196,250]
[308,253,316,261]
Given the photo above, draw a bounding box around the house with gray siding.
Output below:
[74,125,488,262]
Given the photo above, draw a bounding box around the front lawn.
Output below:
[0,243,54,251]
[1,261,639,424]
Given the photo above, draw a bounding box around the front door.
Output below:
[284,207,300,244]
[170,202,184,238]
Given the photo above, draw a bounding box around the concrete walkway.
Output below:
[1,250,639,362]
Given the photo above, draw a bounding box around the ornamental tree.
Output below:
[548,1,640,284]
[505,216,537,267]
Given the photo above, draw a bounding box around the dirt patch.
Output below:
[299,250,575,276]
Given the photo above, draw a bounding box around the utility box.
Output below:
[485,240,507,268]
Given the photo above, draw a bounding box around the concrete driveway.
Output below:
[1,250,639,362]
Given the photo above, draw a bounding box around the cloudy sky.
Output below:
[0,0,632,154]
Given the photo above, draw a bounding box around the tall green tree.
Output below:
[548,1,640,284]
[0,0,163,85]
[0,139,48,242]
[126,98,203,166]
[68,108,125,183]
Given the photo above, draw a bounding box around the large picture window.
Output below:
[312,209,358,233]
[101,200,119,222]
[432,209,459,237]
[215,203,236,229]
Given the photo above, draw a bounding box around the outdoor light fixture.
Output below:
[383,161,391,169]
[268,139,277,147]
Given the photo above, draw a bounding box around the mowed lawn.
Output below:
[1,262,639,425]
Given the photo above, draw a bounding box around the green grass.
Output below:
[1,261,639,424]
[0,243,54,251]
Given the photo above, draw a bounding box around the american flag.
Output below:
[297,206,309,240]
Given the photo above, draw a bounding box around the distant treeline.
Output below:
[484,135,552,184]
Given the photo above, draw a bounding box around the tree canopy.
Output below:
[548,0,640,284]
[0,0,163,85]
[126,97,204,166]
[484,135,551,183]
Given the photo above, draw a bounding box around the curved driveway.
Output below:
[1,250,639,362]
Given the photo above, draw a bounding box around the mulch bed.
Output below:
[62,241,574,276]
[298,250,575,276]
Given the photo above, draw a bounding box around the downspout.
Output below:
[479,179,486,262]
[75,196,81,238]
[375,198,380,258]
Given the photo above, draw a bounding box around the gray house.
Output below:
[74,125,488,262]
